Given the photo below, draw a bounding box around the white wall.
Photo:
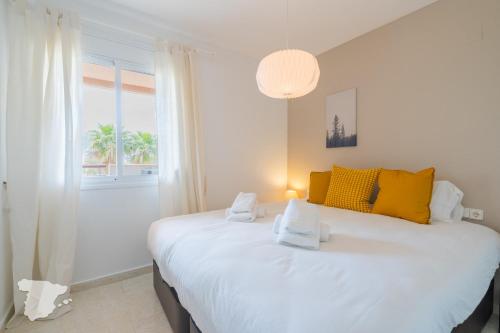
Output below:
[74,187,159,282]
[196,50,288,209]
[72,21,287,283]
[0,0,13,327]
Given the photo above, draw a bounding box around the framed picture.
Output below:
[326,88,357,148]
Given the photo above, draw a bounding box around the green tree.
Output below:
[88,123,116,174]
[332,115,340,146]
[123,131,157,164]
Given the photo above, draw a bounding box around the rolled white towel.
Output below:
[273,214,330,242]
[225,208,256,223]
[230,192,257,214]
[281,199,320,236]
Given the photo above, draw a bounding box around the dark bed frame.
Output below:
[153,261,494,333]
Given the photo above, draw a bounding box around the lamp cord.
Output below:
[285,0,289,49]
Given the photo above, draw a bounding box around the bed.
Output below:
[148,202,500,333]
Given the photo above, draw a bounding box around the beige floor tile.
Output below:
[122,274,152,293]
[7,318,63,333]
[124,289,164,324]
[133,312,173,333]
[482,313,499,333]
[6,273,168,333]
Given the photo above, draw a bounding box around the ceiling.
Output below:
[106,0,438,58]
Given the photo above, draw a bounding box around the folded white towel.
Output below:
[273,214,330,242]
[225,208,256,223]
[320,223,330,242]
[276,200,321,250]
[230,192,257,214]
[256,206,267,218]
[276,231,320,250]
[273,214,283,234]
[281,199,320,236]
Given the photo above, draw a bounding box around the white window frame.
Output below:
[80,53,158,191]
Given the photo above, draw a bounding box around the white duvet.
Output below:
[148,202,500,333]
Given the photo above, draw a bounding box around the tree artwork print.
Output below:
[326,88,357,148]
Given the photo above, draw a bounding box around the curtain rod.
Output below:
[82,29,216,56]
[80,18,216,56]
[10,0,64,22]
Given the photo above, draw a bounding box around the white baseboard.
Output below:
[0,304,14,331]
[71,264,153,292]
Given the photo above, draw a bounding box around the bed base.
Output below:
[453,279,494,333]
[154,261,493,333]
[153,261,192,333]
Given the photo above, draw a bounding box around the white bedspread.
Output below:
[148,202,500,333]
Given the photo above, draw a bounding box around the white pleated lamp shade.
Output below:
[256,49,320,99]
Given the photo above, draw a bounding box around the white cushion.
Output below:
[430,181,464,222]
[450,204,465,222]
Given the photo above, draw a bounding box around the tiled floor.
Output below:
[7,273,172,333]
[5,272,499,333]
[483,314,499,333]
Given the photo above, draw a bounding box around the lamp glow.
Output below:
[285,189,299,200]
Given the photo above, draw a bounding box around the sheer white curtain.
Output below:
[4,1,81,325]
[155,43,207,217]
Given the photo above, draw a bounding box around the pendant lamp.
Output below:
[256,0,320,99]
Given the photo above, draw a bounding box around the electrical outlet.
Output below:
[466,208,484,221]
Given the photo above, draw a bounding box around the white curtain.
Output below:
[4,1,81,325]
[155,43,207,217]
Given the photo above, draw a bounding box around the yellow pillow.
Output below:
[372,168,435,224]
[324,166,380,213]
[307,171,331,204]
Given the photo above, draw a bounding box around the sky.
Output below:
[82,85,156,134]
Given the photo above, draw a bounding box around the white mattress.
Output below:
[148,202,500,333]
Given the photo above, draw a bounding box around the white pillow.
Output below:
[430,181,464,222]
[450,203,465,222]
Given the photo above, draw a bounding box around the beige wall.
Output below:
[288,0,500,230]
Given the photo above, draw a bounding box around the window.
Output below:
[82,63,116,177]
[82,59,158,186]
[120,69,157,175]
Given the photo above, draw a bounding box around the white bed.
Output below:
[148,202,500,333]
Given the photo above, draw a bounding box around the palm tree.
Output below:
[88,124,116,174]
[123,131,157,164]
